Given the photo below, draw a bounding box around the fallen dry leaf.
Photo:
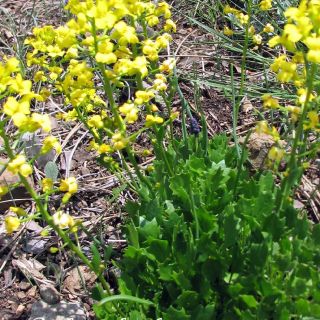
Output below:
[63,265,97,294]
[241,96,254,113]
[12,257,54,286]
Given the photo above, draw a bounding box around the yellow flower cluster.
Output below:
[0,58,52,133]
[59,177,78,203]
[259,1,320,165]
[224,5,249,25]
[223,4,276,46]
[0,56,63,209]
[259,0,272,11]
[24,0,176,163]
[266,1,319,130]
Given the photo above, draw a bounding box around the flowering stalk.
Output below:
[277,62,317,210]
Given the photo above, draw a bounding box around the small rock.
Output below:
[27,286,38,298]
[29,301,87,320]
[0,157,32,211]
[39,285,61,305]
[16,304,26,315]
[0,310,14,320]
[26,220,43,233]
[23,238,48,254]
[17,291,26,300]
[21,133,56,169]
[19,281,32,291]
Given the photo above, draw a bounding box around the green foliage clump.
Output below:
[96,135,320,319]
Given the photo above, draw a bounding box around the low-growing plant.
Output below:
[92,134,320,319]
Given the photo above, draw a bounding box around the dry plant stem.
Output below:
[0,127,124,316]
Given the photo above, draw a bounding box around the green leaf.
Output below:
[296,298,310,315]
[224,207,239,247]
[91,284,106,301]
[91,244,102,271]
[240,295,258,309]
[312,224,320,242]
[159,264,173,281]
[98,294,154,306]
[147,239,169,262]
[170,173,191,206]
[163,306,191,320]
[44,161,59,181]
[186,156,206,175]
[248,242,269,269]
[139,217,160,240]
[126,221,139,248]
[176,291,200,310]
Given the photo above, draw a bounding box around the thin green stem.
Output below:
[125,146,155,197]
[0,126,124,316]
[276,63,316,211]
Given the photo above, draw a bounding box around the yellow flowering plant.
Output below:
[221,1,319,203]
[1,0,177,316]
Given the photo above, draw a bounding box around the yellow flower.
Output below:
[248,26,256,36]
[253,34,262,45]
[142,40,159,61]
[262,94,280,109]
[112,21,139,46]
[304,111,319,131]
[304,36,320,63]
[111,133,128,150]
[59,177,78,194]
[164,19,176,32]
[256,120,270,135]
[146,15,160,27]
[10,206,27,216]
[3,96,30,117]
[153,74,168,91]
[98,144,112,154]
[88,115,104,129]
[224,5,238,15]
[145,115,164,127]
[42,178,54,193]
[263,23,274,33]
[223,26,234,36]
[270,56,297,83]
[52,211,75,229]
[157,33,173,48]
[41,136,62,155]
[9,73,32,95]
[237,13,249,25]
[159,58,175,74]
[34,71,47,82]
[0,186,9,197]
[31,113,52,132]
[268,146,285,162]
[259,0,272,11]
[156,2,172,18]
[7,155,33,177]
[134,90,155,105]
[5,57,20,73]
[287,105,301,122]
[119,102,139,123]
[95,52,117,64]
[296,88,315,105]
[5,216,21,234]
